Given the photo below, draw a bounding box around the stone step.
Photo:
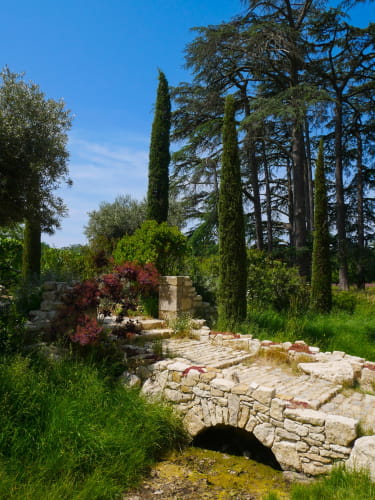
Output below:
[140,328,173,339]
[321,392,375,434]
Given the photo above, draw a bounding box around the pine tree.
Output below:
[310,139,332,312]
[218,95,247,329]
[147,70,171,223]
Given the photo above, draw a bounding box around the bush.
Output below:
[41,244,96,282]
[332,290,357,313]
[247,250,309,312]
[113,220,187,275]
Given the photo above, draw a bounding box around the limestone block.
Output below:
[200,371,218,383]
[181,385,193,394]
[325,414,358,446]
[270,398,287,421]
[308,432,324,442]
[302,462,332,476]
[275,428,299,442]
[212,397,228,407]
[238,405,250,428]
[211,377,235,392]
[211,388,224,397]
[252,402,270,417]
[252,386,275,405]
[184,412,206,436]
[164,389,193,403]
[284,408,326,427]
[222,407,229,425]
[208,401,217,426]
[231,383,249,395]
[43,281,57,291]
[245,415,257,433]
[166,381,180,390]
[228,394,240,426]
[40,300,55,312]
[192,387,210,398]
[253,423,275,447]
[284,419,309,437]
[42,291,57,301]
[296,441,309,452]
[167,361,191,372]
[298,360,354,385]
[346,436,375,481]
[330,444,352,455]
[360,367,375,393]
[215,405,224,425]
[200,399,212,426]
[301,453,331,464]
[272,441,301,470]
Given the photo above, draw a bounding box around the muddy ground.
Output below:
[122,447,292,500]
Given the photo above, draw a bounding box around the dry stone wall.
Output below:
[142,357,358,476]
[158,275,212,320]
[26,281,74,333]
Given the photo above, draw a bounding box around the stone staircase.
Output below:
[161,335,375,435]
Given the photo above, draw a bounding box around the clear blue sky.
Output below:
[1,0,373,247]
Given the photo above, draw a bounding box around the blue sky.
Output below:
[1,0,373,247]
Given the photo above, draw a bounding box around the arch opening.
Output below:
[192,425,282,470]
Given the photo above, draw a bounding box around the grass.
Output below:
[263,467,375,500]
[243,289,375,361]
[0,354,187,500]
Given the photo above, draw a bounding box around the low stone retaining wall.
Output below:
[26,281,74,333]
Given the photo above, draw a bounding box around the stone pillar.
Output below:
[159,276,203,320]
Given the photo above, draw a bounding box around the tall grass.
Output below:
[0,354,186,499]
[263,467,375,500]
[245,290,375,361]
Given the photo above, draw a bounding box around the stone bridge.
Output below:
[142,324,375,478]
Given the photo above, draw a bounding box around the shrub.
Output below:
[247,250,309,312]
[113,220,187,275]
[332,290,357,313]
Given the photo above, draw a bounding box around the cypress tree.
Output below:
[218,95,247,329]
[310,139,332,312]
[146,70,171,223]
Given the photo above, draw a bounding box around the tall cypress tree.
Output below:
[218,95,247,329]
[147,70,171,223]
[310,139,332,312]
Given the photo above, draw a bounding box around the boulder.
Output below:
[347,436,375,481]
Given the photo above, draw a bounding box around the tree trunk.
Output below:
[22,218,41,281]
[291,120,308,276]
[246,131,264,250]
[262,139,273,253]
[242,95,263,251]
[334,99,349,290]
[304,117,314,233]
[287,156,294,247]
[355,126,365,289]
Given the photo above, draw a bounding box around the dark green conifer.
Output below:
[310,139,332,312]
[218,95,247,329]
[147,70,171,223]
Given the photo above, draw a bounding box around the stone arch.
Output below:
[192,424,282,470]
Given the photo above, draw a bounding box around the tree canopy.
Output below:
[0,68,72,232]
